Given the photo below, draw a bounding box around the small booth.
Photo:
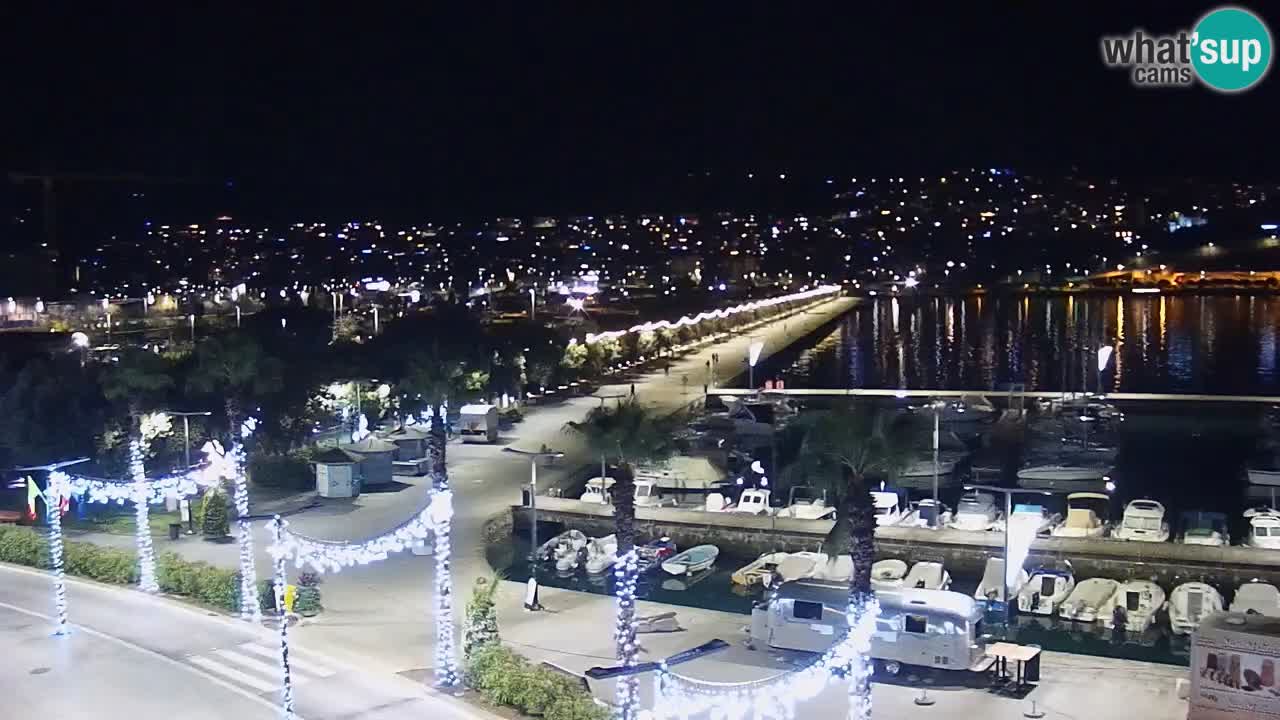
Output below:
[459,404,499,443]
[385,425,431,459]
[313,448,363,498]
[339,436,398,486]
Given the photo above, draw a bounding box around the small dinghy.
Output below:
[662,567,715,592]
[1059,578,1120,622]
[731,552,789,586]
[661,545,719,576]
[1098,580,1166,632]
[809,554,854,583]
[1230,582,1280,616]
[1169,582,1224,635]
[537,530,588,562]
[1017,568,1076,616]
[584,534,618,575]
[871,559,908,591]
[903,561,951,590]
[636,538,677,574]
[974,557,1029,607]
[775,552,822,583]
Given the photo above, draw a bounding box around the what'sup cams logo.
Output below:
[1101,6,1272,92]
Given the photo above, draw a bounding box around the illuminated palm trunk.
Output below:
[846,475,876,720]
[130,407,158,592]
[429,405,458,685]
[612,463,639,720]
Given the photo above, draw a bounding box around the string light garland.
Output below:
[45,472,71,636]
[584,285,840,345]
[130,438,159,593]
[233,418,260,621]
[614,549,641,720]
[646,599,879,720]
[270,516,296,720]
[431,488,459,686]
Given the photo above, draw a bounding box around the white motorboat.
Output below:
[938,394,997,424]
[703,492,732,512]
[775,552,825,583]
[1113,499,1171,543]
[1006,503,1060,536]
[1230,582,1280,616]
[1169,582,1224,635]
[584,534,618,575]
[1179,511,1229,546]
[896,431,969,489]
[776,487,836,520]
[871,559,908,591]
[661,545,719,576]
[1017,462,1111,491]
[579,477,615,505]
[948,491,1001,532]
[808,554,853,583]
[731,552,789,586]
[902,561,952,591]
[661,567,715,592]
[537,530,588,564]
[732,488,773,515]
[634,478,669,508]
[1245,508,1280,549]
[1059,578,1120,623]
[1249,465,1280,486]
[872,490,906,527]
[1017,568,1076,616]
[974,557,1028,606]
[1051,492,1110,538]
[1098,580,1167,632]
[898,500,953,528]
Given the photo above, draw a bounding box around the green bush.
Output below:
[201,489,230,538]
[465,645,607,720]
[64,541,137,584]
[249,453,314,491]
[258,578,278,612]
[0,524,45,567]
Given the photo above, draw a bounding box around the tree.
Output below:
[201,487,230,539]
[0,356,105,468]
[563,398,677,720]
[781,407,919,719]
[463,574,502,657]
[101,348,175,425]
[187,333,284,436]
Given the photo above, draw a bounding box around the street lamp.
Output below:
[161,410,213,534]
[1096,344,1114,395]
[503,446,565,612]
[965,483,1052,621]
[747,339,764,390]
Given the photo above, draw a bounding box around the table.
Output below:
[986,642,1042,687]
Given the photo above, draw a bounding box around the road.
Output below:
[0,564,493,720]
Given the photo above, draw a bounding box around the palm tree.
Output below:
[100,348,174,593]
[781,406,918,720]
[187,333,283,435]
[563,398,676,720]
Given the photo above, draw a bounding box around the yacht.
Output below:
[1017,568,1076,616]
[1098,580,1167,633]
[974,557,1029,607]
[1169,582,1224,635]
[1245,508,1280,549]
[1230,582,1280,616]
[902,561,952,591]
[1179,511,1228,546]
[1050,492,1111,538]
[948,491,1001,532]
[1113,499,1171,543]
[1059,578,1121,623]
[1017,458,1112,492]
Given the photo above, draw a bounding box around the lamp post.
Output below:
[504,447,565,611]
[188,314,196,342]
[529,288,536,320]
[160,410,212,533]
[964,483,1052,621]
[931,400,941,527]
[747,339,764,390]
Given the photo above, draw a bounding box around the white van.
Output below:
[750,580,990,675]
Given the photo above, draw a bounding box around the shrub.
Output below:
[464,575,501,658]
[258,578,278,612]
[64,541,137,584]
[0,524,45,567]
[465,645,607,720]
[249,453,314,491]
[201,489,230,539]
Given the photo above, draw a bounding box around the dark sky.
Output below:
[4,3,1279,217]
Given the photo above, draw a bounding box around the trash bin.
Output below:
[1024,644,1042,682]
[168,523,182,540]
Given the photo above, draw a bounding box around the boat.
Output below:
[1113,499,1171,543]
[898,500,952,528]
[871,559,908,591]
[636,538,677,574]
[1017,568,1076,616]
[555,547,582,574]
[661,545,719,576]
[1098,580,1167,632]
[1059,578,1120,622]
[579,477,615,504]
[872,490,906,526]
[937,394,997,424]
[903,561,952,590]
[1050,493,1111,538]
[1169,582,1225,635]
[1017,461,1112,491]
[808,554,854,583]
[731,552,789,586]
[896,431,970,489]
[1247,447,1280,486]
[775,552,823,583]
[974,557,1029,607]
[948,491,1000,532]
[634,478,669,508]
[776,486,836,520]
[1006,503,1060,536]
[1179,511,1229,546]
[537,530,588,564]
[1244,508,1280,549]
[1230,582,1280,616]
[661,567,715,592]
[584,534,618,575]
[732,488,773,515]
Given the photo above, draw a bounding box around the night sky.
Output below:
[5,4,1279,218]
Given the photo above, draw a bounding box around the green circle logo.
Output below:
[1192,6,1272,92]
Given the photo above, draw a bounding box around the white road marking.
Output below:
[188,653,281,694]
[238,641,336,677]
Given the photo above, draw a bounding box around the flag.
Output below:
[25,476,43,520]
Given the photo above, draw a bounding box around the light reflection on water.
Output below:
[760,294,1280,394]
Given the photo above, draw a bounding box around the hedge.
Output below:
[0,525,242,613]
[249,453,314,491]
[466,645,609,720]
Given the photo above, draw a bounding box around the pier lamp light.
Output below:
[747,339,764,389]
[1096,344,1114,394]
